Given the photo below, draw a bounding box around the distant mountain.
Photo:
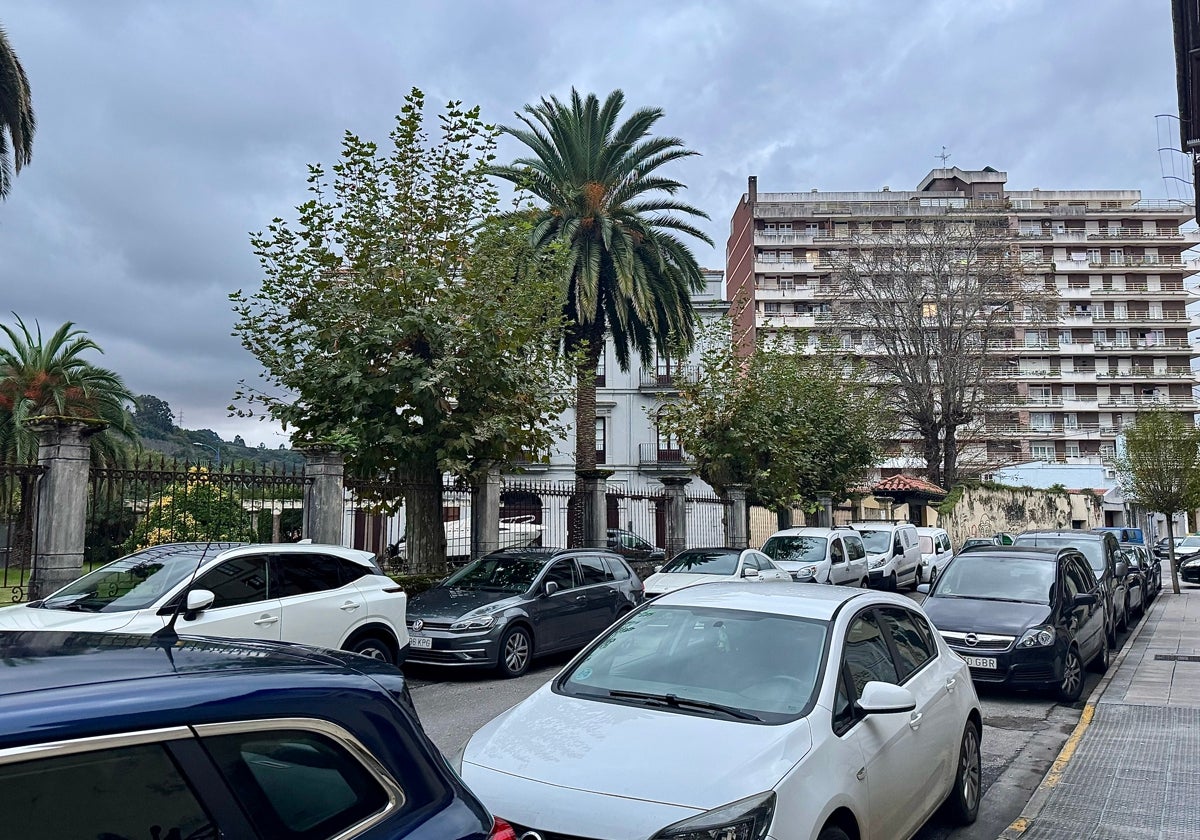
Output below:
[131,394,303,470]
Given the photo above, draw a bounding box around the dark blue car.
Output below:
[0,630,512,840]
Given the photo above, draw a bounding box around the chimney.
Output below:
[748,175,758,205]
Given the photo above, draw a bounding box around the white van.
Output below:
[916,526,954,585]
[851,521,922,590]
[759,526,869,587]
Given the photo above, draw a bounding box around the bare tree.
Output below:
[831,214,1049,488]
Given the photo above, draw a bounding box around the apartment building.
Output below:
[726,167,1200,471]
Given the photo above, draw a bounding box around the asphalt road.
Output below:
[405,592,1145,839]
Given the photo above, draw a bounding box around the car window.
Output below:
[1064,558,1094,600]
[919,535,935,554]
[740,553,761,572]
[876,607,936,680]
[337,557,371,583]
[578,555,613,585]
[196,554,270,607]
[761,535,827,564]
[844,535,866,561]
[603,556,631,580]
[843,610,899,699]
[0,742,214,838]
[660,549,740,575]
[938,534,951,553]
[832,666,856,736]
[855,528,892,554]
[276,553,345,596]
[830,539,846,564]
[934,553,1056,604]
[545,559,580,591]
[203,728,392,839]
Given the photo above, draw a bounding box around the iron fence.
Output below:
[685,491,731,548]
[0,463,44,604]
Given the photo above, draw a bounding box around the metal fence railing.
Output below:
[0,462,44,604]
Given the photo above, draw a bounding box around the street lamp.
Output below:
[193,442,221,467]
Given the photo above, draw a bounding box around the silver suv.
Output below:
[759,527,869,586]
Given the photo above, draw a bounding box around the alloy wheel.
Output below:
[502,629,531,676]
[960,724,981,814]
[1059,649,1083,702]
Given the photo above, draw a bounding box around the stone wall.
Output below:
[932,484,1104,548]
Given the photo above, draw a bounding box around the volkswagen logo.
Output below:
[519,833,544,840]
[965,633,979,647]
[411,619,424,632]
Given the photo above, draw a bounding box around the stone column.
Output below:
[299,446,345,546]
[659,476,690,560]
[28,418,105,600]
[818,495,834,528]
[471,466,502,559]
[725,483,749,549]
[577,469,612,549]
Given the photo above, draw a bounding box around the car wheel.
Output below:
[888,572,898,591]
[1089,636,1110,673]
[928,565,939,588]
[497,625,532,678]
[945,720,982,825]
[345,635,395,664]
[860,576,870,588]
[1057,646,1084,703]
[816,825,851,840]
[1106,614,1117,650]
[1117,597,1129,632]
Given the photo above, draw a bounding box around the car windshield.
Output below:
[1014,535,1104,574]
[1180,536,1200,548]
[39,547,221,613]
[441,556,544,593]
[760,536,826,564]
[559,605,828,723]
[932,554,1057,604]
[856,529,891,553]
[659,549,740,575]
[919,536,935,554]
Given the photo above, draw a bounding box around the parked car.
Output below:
[606,528,665,577]
[851,521,922,590]
[1153,535,1184,562]
[405,548,643,678]
[1180,548,1200,584]
[1172,534,1200,567]
[919,546,1109,701]
[0,542,410,663]
[1013,530,1127,648]
[760,526,869,586]
[458,581,984,840]
[0,629,504,840]
[1092,526,1145,545]
[917,526,954,585]
[1122,543,1157,607]
[641,547,790,598]
[395,516,543,562]
[960,533,1014,552]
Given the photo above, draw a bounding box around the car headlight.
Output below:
[869,557,887,569]
[449,615,496,631]
[651,791,775,840]
[793,565,817,580]
[1017,626,1055,648]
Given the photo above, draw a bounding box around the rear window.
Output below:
[1014,535,1105,573]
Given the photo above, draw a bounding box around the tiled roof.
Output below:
[872,475,948,496]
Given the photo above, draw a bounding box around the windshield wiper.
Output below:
[606,689,762,721]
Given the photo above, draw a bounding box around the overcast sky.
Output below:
[0,0,1188,446]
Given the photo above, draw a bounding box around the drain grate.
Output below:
[1154,654,1200,662]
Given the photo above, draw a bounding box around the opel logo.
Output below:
[519,833,544,840]
[411,619,424,632]
[965,633,979,647]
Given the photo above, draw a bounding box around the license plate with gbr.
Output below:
[410,635,432,649]
[963,655,997,669]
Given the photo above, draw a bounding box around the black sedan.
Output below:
[920,546,1108,702]
[405,548,644,677]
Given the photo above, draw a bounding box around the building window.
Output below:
[1065,442,1081,458]
[1087,249,1101,264]
[1092,330,1107,344]
[1059,331,1073,345]
[1100,443,1117,461]
[1031,413,1055,431]
[763,302,781,315]
[1031,443,1056,460]
[656,411,681,463]
[1063,413,1079,429]
[595,417,606,465]
[595,350,606,387]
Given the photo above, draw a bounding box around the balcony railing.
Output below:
[638,366,701,390]
[1095,369,1194,380]
[638,443,694,471]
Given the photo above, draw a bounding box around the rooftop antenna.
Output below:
[935,146,952,167]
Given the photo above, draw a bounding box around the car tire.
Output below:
[345,634,396,665]
[496,625,533,678]
[1089,636,1110,673]
[1057,646,1084,703]
[816,825,851,840]
[945,720,982,825]
[1106,614,1117,650]
[888,572,898,591]
[859,576,870,588]
[1117,597,1129,632]
[928,565,939,588]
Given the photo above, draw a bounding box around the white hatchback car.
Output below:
[460,582,982,840]
[0,542,410,663]
[641,547,790,598]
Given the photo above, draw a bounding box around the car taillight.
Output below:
[489,817,518,840]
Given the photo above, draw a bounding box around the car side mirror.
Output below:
[916,583,930,595]
[742,567,760,578]
[543,581,559,598]
[183,589,215,620]
[1072,592,1098,608]
[855,681,917,715]
[1115,561,1128,578]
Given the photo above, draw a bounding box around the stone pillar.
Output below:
[818,495,834,528]
[725,484,749,549]
[471,467,501,559]
[28,419,105,600]
[659,476,690,560]
[577,469,612,549]
[300,446,345,546]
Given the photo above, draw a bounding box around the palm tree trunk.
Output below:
[573,341,602,474]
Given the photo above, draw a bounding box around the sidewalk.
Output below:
[1001,573,1200,840]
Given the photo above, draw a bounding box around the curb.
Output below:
[996,589,1160,839]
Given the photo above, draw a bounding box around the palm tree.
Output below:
[0,24,34,199]
[490,89,713,478]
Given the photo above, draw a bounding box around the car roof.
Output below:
[850,521,913,530]
[915,526,948,535]
[650,580,882,621]
[765,527,853,538]
[125,541,381,569]
[956,544,1064,559]
[487,547,623,560]
[1017,530,1104,541]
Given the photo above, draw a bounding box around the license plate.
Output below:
[963,655,997,669]
[410,636,432,650]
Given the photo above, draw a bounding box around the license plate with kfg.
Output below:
[410,635,432,649]
[963,655,997,669]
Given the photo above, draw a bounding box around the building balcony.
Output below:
[754,232,821,246]
[1087,229,1190,241]
[1095,368,1195,381]
[1091,313,1192,324]
[637,444,694,473]
[638,366,701,391]
[754,260,818,273]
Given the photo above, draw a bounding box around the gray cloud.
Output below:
[0,0,1185,446]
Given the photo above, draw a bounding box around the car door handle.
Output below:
[945,677,957,693]
[909,712,923,731]
[253,615,280,626]
[339,601,360,611]
[574,594,588,602]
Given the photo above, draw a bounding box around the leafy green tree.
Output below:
[1114,410,1200,595]
[490,89,711,480]
[233,89,574,573]
[132,394,176,438]
[123,468,256,551]
[656,318,888,512]
[0,23,34,199]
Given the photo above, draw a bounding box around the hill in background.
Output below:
[132,394,303,470]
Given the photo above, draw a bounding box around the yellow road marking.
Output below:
[1003,702,1096,837]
